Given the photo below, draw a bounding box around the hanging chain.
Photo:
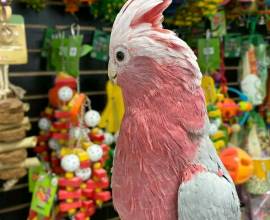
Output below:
[205,29,211,76]
[59,31,66,73]
[68,122,74,150]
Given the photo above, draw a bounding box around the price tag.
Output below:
[69,47,77,56]
[28,163,45,193]
[203,47,214,55]
[91,51,97,58]
[30,172,58,217]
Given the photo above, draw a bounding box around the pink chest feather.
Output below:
[111,110,203,220]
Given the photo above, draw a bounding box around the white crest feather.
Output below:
[110,0,202,82]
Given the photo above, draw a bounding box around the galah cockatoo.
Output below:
[108,0,241,219]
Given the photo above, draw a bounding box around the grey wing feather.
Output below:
[193,136,235,185]
[178,133,241,220]
[178,171,241,220]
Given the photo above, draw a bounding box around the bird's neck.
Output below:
[121,89,157,115]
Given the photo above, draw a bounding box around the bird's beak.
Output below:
[108,60,117,85]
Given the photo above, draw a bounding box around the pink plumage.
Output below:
[108,0,240,220]
[114,58,206,219]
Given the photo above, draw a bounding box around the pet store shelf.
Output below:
[25,24,112,32]
[9,70,108,77]
[22,91,106,100]
[0,183,29,193]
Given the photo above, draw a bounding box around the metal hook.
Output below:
[58,30,63,39]
[70,23,80,37]
[206,29,211,39]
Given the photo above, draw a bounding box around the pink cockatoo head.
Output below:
[108,0,203,112]
[108,0,172,85]
[108,0,206,136]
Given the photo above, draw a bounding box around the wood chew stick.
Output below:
[0,136,37,153]
[23,103,30,112]
[0,117,31,131]
[0,157,40,170]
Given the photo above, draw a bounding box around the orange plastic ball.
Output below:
[219,147,253,185]
[216,98,238,122]
[48,86,76,108]
[246,102,252,111]
[48,87,60,108]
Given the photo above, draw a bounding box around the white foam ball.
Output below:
[38,118,51,131]
[87,144,103,162]
[48,139,60,151]
[212,118,222,128]
[75,168,92,181]
[114,131,119,144]
[84,110,101,127]
[209,123,218,136]
[61,154,80,172]
[58,86,73,102]
[103,132,114,145]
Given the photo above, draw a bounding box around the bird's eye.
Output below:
[114,46,129,66]
[116,51,125,62]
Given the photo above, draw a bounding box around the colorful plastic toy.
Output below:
[31,73,111,219]
[218,87,252,126]
[219,147,253,184]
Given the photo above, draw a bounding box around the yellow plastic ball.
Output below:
[60,129,68,134]
[66,198,73,203]
[41,151,48,156]
[93,176,100,182]
[68,209,76,215]
[80,208,87,212]
[60,118,67,122]
[66,186,74,191]
[81,196,87,201]
[65,172,74,179]
[80,183,87,189]
[39,131,46,136]
[93,162,101,170]
[238,101,248,111]
[91,127,99,134]
[96,199,103,206]
[95,188,102,193]
[59,139,65,145]
[62,106,70,112]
